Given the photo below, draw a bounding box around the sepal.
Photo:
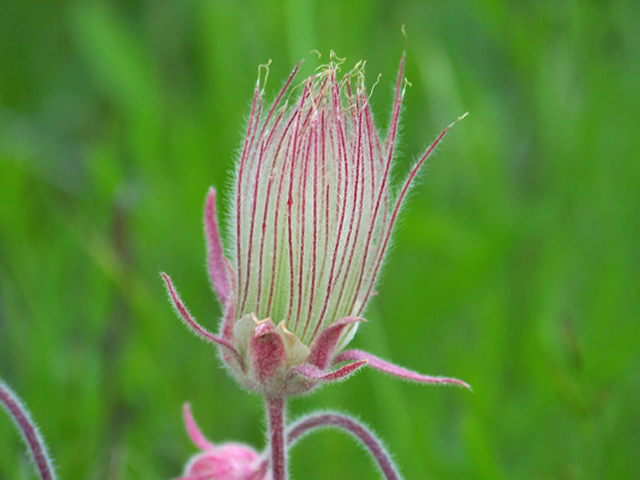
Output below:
[205,188,231,307]
[288,360,367,384]
[162,272,245,371]
[183,403,214,451]
[307,317,364,369]
[334,349,471,389]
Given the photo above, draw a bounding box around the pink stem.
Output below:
[267,396,287,480]
[287,412,401,480]
[0,380,56,480]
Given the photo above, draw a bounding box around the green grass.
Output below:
[1,0,639,478]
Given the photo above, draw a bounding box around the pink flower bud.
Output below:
[164,55,469,398]
[178,404,266,480]
[181,444,264,480]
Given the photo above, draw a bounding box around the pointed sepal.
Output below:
[183,403,215,451]
[333,349,471,389]
[289,359,367,383]
[307,317,364,370]
[205,188,231,307]
[161,272,245,370]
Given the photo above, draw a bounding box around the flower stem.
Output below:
[287,412,401,480]
[266,396,287,480]
[0,379,57,480]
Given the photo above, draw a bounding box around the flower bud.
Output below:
[179,404,266,480]
[164,55,469,399]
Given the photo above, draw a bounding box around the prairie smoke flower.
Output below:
[162,55,468,398]
[179,403,407,480]
[179,404,406,480]
[178,404,266,480]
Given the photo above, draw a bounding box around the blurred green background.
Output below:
[1,0,639,479]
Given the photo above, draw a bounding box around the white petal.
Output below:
[233,314,258,356]
[275,321,311,368]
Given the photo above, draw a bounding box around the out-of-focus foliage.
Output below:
[1,1,638,479]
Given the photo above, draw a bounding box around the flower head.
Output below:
[178,404,266,480]
[234,59,394,347]
[162,54,469,397]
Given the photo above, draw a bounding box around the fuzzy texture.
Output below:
[182,404,401,480]
[287,411,402,480]
[0,380,57,480]
[334,349,471,389]
[266,397,286,480]
[179,404,266,480]
[164,54,470,480]
[233,59,396,346]
[162,55,469,398]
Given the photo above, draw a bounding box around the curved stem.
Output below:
[287,412,402,480]
[0,379,57,480]
[266,396,287,480]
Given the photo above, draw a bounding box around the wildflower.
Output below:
[162,54,468,398]
[177,404,266,480]
[164,53,471,480]
[179,403,405,480]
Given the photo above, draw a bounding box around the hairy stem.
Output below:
[266,396,287,480]
[0,379,57,480]
[287,412,401,480]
